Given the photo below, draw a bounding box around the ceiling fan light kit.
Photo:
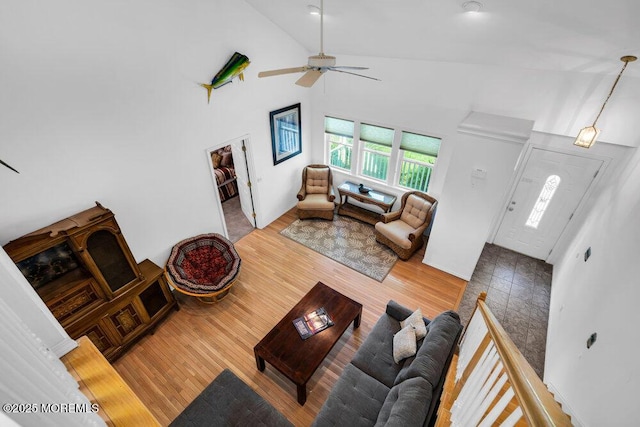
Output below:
[308,55,336,68]
[574,55,636,149]
[258,0,379,87]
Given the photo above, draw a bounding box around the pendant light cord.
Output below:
[591,59,630,126]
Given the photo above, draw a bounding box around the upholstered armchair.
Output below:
[296,164,336,220]
[374,191,437,260]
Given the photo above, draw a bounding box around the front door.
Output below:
[494,148,602,260]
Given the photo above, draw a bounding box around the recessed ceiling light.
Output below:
[307,5,321,15]
[462,1,483,13]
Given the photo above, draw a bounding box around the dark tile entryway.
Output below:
[457,244,552,379]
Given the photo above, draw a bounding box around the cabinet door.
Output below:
[139,279,171,319]
[77,322,119,358]
[108,301,146,342]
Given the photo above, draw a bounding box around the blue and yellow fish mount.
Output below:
[200,52,250,103]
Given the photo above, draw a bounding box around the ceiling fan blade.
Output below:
[258,67,307,78]
[328,69,381,81]
[296,70,323,87]
[329,66,369,71]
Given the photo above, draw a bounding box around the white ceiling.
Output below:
[244,0,640,77]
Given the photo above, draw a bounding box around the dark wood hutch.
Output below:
[3,202,177,361]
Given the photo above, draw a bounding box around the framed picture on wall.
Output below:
[270,103,301,165]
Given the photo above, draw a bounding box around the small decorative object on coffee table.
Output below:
[254,282,362,405]
[293,307,334,340]
[337,181,397,225]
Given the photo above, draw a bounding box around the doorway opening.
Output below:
[207,137,257,242]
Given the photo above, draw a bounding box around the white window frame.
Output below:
[324,115,442,193]
[326,133,353,172]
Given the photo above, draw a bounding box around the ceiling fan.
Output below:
[258,0,379,87]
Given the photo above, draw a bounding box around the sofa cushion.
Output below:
[351,313,404,388]
[394,310,462,387]
[312,364,390,427]
[385,300,429,325]
[374,376,433,427]
[400,308,427,340]
[393,325,417,363]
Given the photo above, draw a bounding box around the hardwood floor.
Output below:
[113,209,466,426]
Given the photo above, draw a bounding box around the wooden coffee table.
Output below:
[254,282,362,405]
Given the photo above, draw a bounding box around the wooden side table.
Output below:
[337,181,397,225]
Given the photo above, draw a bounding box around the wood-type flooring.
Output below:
[113,209,466,426]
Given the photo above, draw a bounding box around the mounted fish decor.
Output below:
[200,52,250,104]
[1,159,19,174]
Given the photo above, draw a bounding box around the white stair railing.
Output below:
[437,292,571,427]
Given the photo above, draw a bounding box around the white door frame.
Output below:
[206,134,261,239]
[488,143,610,262]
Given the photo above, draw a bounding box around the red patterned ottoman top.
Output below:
[166,233,241,295]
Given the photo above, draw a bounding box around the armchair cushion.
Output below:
[297,193,334,210]
[375,220,415,249]
[400,195,432,229]
[306,167,330,194]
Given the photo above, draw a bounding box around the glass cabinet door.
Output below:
[86,230,136,293]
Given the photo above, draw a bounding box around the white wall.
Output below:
[0,0,312,266]
[545,146,640,425]
[424,113,532,280]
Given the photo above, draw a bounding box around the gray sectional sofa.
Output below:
[312,301,462,427]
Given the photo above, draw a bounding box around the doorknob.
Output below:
[511,201,516,205]
[508,207,514,211]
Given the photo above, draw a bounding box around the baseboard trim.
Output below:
[546,382,584,427]
[422,259,471,281]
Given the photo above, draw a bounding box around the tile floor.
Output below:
[456,243,553,379]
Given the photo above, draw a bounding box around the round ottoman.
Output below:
[165,233,241,303]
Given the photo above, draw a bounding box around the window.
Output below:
[325,117,354,171]
[360,123,394,181]
[398,131,441,192]
[525,175,561,229]
[324,116,442,192]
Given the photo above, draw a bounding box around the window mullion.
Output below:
[388,130,402,187]
[353,121,362,176]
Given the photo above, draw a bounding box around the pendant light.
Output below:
[574,55,637,148]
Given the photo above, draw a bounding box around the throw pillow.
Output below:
[393,325,417,364]
[211,153,223,168]
[400,308,427,340]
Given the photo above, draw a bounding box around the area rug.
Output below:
[169,369,292,427]
[280,215,398,282]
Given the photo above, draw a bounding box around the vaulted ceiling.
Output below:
[245,0,640,77]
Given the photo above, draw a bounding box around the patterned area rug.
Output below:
[280,215,398,282]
